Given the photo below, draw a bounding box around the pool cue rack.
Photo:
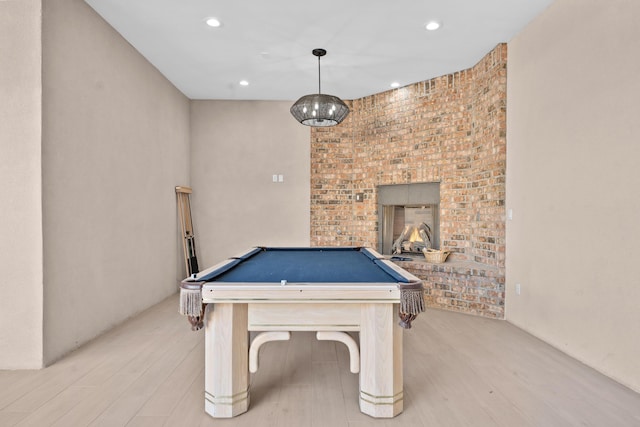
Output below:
[175,186,199,277]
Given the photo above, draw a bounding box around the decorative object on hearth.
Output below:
[290,48,349,127]
[422,248,450,263]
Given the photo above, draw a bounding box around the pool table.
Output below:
[179,246,424,419]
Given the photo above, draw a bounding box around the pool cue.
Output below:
[176,187,190,277]
[183,190,199,275]
[175,186,199,276]
[186,231,199,275]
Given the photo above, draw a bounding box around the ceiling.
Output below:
[84,0,554,101]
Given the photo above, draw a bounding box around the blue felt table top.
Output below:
[199,247,409,284]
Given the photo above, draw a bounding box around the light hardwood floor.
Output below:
[1,294,639,427]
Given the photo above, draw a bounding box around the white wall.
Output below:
[190,101,310,266]
[41,0,190,364]
[506,0,640,392]
[0,0,44,369]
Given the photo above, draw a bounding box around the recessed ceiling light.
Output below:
[390,82,400,88]
[205,17,221,27]
[239,80,249,86]
[425,21,441,31]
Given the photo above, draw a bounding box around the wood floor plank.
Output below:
[311,361,349,427]
[87,328,201,427]
[0,371,40,411]
[425,308,640,426]
[311,332,338,363]
[125,415,167,427]
[50,374,140,427]
[3,351,112,413]
[48,299,188,427]
[281,331,314,386]
[419,311,568,426]
[13,386,94,427]
[2,295,639,427]
[0,411,29,427]
[72,328,164,389]
[236,331,290,425]
[163,368,206,427]
[273,383,313,426]
[135,340,204,417]
[0,335,117,411]
[0,370,37,399]
[333,336,370,425]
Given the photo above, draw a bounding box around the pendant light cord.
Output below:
[317,55,322,94]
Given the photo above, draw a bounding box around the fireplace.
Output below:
[378,183,440,255]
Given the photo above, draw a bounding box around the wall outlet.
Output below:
[515,283,521,295]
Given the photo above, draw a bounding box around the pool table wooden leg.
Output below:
[204,303,250,418]
[359,303,403,418]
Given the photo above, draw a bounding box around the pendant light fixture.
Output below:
[290,49,349,127]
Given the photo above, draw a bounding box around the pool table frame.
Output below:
[193,247,418,419]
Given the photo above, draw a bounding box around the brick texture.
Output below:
[310,45,507,318]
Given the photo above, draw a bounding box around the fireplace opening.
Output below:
[377,183,440,256]
[384,205,439,254]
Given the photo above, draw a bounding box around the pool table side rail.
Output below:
[201,282,401,303]
[193,247,262,282]
[373,257,422,284]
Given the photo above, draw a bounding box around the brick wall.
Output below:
[396,260,505,318]
[310,45,507,317]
